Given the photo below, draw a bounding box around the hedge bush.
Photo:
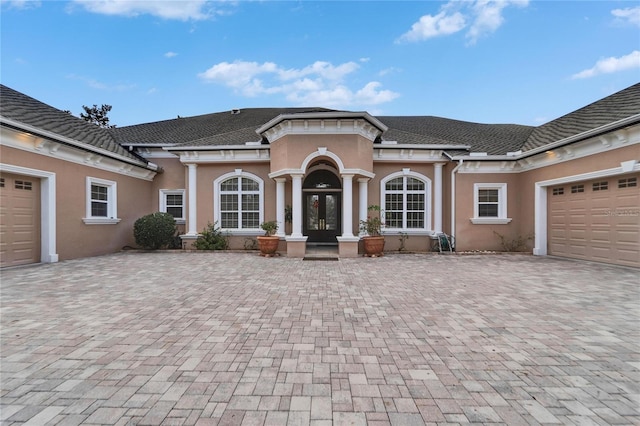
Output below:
[134,212,177,250]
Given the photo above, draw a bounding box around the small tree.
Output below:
[134,212,177,250]
[80,104,115,128]
[194,222,229,250]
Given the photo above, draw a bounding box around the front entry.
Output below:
[304,192,341,242]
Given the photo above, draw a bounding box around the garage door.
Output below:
[548,173,639,268]
[0,173,41,267]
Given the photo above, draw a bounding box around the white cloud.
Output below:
[571,50,640,79]
[164,52,178,58]
[397,0,528,45]
[198,60,399,108]
[397,10,466,42]
[611,6,640,27]
[1,0,41,9]
[69,0,224,21]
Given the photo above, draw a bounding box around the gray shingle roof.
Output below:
[523,83,640,152]
[112,107,335,146]
[0,84,150,167]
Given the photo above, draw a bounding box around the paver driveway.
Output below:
[1,252,638,425]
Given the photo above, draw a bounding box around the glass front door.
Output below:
[304,192,341,243]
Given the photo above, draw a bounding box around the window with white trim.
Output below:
[160,189,185,223]
[381,170,431,232]
[471,183,511,224]
[83,177,120,224]
[214,171,264,233]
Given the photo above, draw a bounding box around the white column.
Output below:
[433,163,443,233]
[291,174,303,238]
[186,163,198,235]
[342,174,354,237]
[358,178,369,236]
[275,178,286,237]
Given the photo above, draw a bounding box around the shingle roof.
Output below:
[522,83,640,152]
[376,116,534,154]
[0,84,150,167]
[112,107,335,146]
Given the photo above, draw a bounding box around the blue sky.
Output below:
[1,1,639,128]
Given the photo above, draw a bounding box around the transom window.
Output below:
[215,171,264,232]
[381,170,431,232]
[552,187,564,196]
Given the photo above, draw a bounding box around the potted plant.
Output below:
[359,205,385,257]
[257,220,279,257]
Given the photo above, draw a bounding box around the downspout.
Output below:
[450,159,464,243]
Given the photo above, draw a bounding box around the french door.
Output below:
[303,192,341,243]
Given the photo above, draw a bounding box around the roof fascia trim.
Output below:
[256,111,388,135]
[1,116,156,171]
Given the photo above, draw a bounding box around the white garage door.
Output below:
[0,172,41,267]
[548,173,639,268]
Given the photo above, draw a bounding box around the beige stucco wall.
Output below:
[270,134,374,172]
[454,144,640,252]
[1,145,154,260]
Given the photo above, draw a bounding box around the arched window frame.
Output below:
[214,170,264,234]
[380,169,432,233]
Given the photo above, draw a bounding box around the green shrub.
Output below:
[134,212,177,250]
[194,222,229,250]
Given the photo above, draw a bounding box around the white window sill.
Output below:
[83,217,121,225]
[381,229,434,235]
[175,219,186,225]
[470,217,512,225]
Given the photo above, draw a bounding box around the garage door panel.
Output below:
[548,174,639,268]
[0,173,40,267]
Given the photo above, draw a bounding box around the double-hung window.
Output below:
[83,177,120,224]
[160,189,185,224]
[381,170,431,232]
[215,171,263,232]
[471,183,511,224]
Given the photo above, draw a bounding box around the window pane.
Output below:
[91,185,108,201]
[91,201,108,217]
[478,189,498,202]
[478,204,498,217]
[385,193,403,211]
[386,211,402,228]
[406,177,424,191]
[221,194,238,211]
[242,212,259,228]
[167,206,182,218]
[407,193,424,211]
[242,178,259,191]
[220,178,238,191]
[166,194,182,206]
[385,177,403,191]
[221,212,238,228]
[242,194,259,211]
[406,211,424,228]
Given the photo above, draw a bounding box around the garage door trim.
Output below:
[0,163,58,263]
[533,160,640,257]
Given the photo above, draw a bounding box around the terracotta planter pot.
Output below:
[362,236,385,257]
[257,235,280,257]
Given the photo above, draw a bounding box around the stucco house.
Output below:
[1,83,638,268]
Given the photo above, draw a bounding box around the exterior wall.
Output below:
[454,172,523,252]
[270,134,374,172]
[454,143,640,253]
[151,156,187,234]
[192,161,273,250]
[1,145,154,260]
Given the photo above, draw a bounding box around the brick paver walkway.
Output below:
[1,253,638,425]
